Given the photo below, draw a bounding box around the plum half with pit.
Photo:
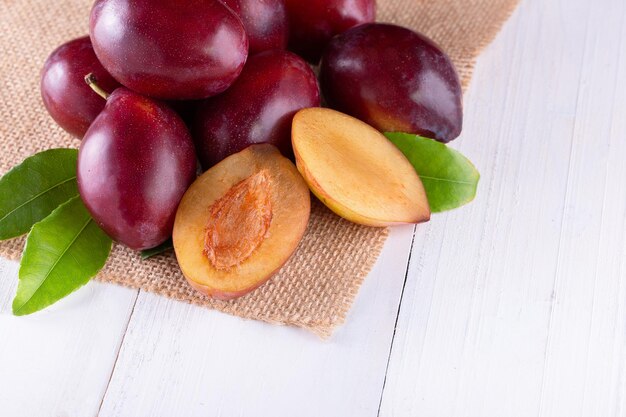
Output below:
[40,36,120,138]
[222,0,288,55]
[284,0,375,63]
[78,80,197,251]
[320,23,463,143]
[90,0,248,100]
[174,144,310,300]
[192,50,320,169]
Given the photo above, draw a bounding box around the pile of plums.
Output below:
[41,0,463,252]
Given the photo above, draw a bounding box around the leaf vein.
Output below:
[419,175,476,185]
[13,216,92,314]
[0,176,77,224]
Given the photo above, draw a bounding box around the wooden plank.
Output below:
[379,0,626,416]
[0,259,138,417]
[97,226,415,417]
[537,0,626,415]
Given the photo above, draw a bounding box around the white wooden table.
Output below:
[2,1,626,416]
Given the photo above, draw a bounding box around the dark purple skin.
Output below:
[284,0,375,63]
[320,23,463,143]
[40,36,121,138]
[222,0,288,55]
[90,0,248,100]
[78,88,197,251]
[192,50,320,169]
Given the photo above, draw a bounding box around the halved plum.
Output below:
[173,144,310,300]
[292,108,431,227]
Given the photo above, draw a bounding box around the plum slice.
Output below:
[173,144,310,300]
[292,108,431,227]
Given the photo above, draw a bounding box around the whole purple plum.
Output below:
[320,23,463,143]
[90,0,248,100]
[41,36,120,138]
[78,87,197,250]
[222,0,288,55]
[285,0,375,63]
[192,50,320,169]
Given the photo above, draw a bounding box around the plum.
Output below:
[320,23,463,143]
[90,0,248,100]
[174,144,310,300]
[40,36,120,138]
[192,50,320,169]
[78,84,197,251]
[284,0,375,63]
[222,0,288,55]
[292,108,430,227]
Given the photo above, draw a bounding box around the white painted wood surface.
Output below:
[0,261,139,417]
[379,0,626,416]
[97,226,414,417]
[1,0,625,416]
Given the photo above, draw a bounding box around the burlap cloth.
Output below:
[0,0,519,338]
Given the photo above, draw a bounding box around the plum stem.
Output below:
[84,73,110,100]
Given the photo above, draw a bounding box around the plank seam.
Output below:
[376,225,418,417]
[95,288,141,417]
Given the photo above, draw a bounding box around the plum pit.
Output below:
[204,171,273,270]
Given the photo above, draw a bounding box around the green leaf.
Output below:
[141,239,173,260]
[385,132,480,212]
[12,196,112,316]
[0,148,79,240]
